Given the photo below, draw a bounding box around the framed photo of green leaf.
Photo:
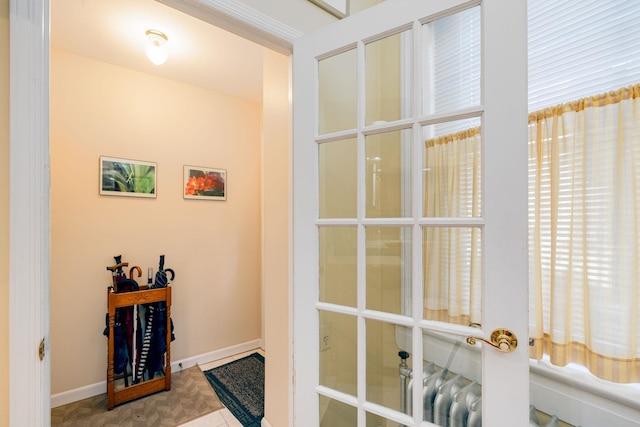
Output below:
[100,156,157,198]
[183,165,226,201]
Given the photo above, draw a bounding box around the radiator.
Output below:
[405,364,578,427]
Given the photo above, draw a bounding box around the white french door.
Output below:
[292,0,528,426]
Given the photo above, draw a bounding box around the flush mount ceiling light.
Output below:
[145,29,168,65]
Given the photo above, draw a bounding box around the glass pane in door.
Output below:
[423,226,482,326]
[319,310,357,396]
[365,29,412,125]
[365,129,412,218]
[387,325,484,426]
[320,226,357,307]
[421,331,482,425]
[319,48,358,134]
[320,395,357,427]
[319,138,357,218]
[365,412,396,427]
[365,318,404,412]
[423,118,482,218]
[365,226,411,315]
[423,6,481,116]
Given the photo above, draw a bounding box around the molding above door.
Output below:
[156,0,303,54]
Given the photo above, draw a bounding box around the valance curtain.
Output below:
[424,84,640,383]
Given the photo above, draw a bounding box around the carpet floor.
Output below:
[203,353,264,427]
[51,366,224,427]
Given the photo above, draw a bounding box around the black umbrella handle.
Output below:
[157,255,174,281]
[114,255,124,275]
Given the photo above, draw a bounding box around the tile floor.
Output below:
[179,349,266,427]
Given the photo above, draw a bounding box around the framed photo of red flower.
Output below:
[183,165,226,200]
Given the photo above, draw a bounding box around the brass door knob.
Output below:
[466,328,518,353]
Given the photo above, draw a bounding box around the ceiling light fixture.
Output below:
[145,29,169,66]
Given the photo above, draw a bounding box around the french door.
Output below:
[292,0,528,426]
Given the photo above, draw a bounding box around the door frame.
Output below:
[9,0,51,425]
[8,0,299,424]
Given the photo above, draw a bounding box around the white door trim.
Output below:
[9,0,51,425]
[9,0,297,424]
[156,0,303,54]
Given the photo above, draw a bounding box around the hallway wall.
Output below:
[50,49,263,395]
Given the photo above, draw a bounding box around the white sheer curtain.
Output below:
[528,84,640,383]
[423,128,482,326]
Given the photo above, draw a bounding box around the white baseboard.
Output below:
[51,338,264,408]
[261,417,273,427]
[50,381,107,409]
[169,338,263,372]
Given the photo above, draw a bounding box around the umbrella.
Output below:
[135,255,175,382]
[103,255,140,387]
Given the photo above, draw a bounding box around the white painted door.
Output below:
[292,0,528,426]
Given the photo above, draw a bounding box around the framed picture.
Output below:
[308,0,349,18]
[100,156,157,198]
[183,165,226,200]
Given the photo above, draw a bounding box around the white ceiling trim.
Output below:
[156,0,303,54]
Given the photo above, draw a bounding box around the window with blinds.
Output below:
[527,0,640,381]
[528,0,640,112]
[422,0,640,381]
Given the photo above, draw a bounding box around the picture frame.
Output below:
[308,0,349,18]
[100,156,157,198]
[183,165,226,201]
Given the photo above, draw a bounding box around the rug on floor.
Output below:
[51,366,224,427]
[203,352,265,427]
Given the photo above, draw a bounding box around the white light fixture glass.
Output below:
[145,29,168,65]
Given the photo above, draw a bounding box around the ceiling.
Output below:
[51,0,265,103]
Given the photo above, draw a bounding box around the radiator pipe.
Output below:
[398,351,411,425]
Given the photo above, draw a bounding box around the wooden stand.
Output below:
[106,286,172,410]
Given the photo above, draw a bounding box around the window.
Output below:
[424,0,640,384]
[526,0,640,383]
[528,0,640,112]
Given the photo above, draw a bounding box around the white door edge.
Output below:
[9,0,51,425]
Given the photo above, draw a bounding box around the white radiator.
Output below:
[405,364,576,427]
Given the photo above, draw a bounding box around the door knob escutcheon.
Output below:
[466,328,518,353]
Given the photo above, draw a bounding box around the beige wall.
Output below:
[50,49,263,394]
[0,0,8,424]
[262,49,291,427]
